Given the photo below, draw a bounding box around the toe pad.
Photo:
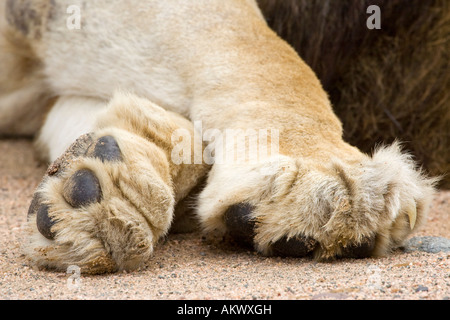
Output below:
[87,135,122,162]
[63,169,102,208]
[224,203,256,248]
[271,236,318,257]
[36,204,56,240]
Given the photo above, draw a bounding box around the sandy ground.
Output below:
[0,138,448,300]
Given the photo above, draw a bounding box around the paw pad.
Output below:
[224,203,255,248]
[28,194,56,240]
[29,135,120,240]
[62,169,102,208]
[223,203,377,259]
[340,237,376,259]
[86,135,122,162]
[36,203,56,240]
[271,236,318,257]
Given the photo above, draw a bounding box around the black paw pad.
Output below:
[28,193,56,240]
[271,236,318,257]
[87,136,122,162]
[36,204,56,240]
[224,203,256,248]
[340,237,376,259]
[63,169,102,208]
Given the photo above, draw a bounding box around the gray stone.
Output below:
[415,285,429,292]
[404,236,450,253]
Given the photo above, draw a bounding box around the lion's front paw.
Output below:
[26,131,175,274]
[223,202,375,258]
[197,143,436,260]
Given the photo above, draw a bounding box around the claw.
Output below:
[407,201,417,230]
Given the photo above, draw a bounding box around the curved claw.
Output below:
[407,201,417,230]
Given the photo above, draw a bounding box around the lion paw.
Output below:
[26,131,175,274]
[197,143,436,260]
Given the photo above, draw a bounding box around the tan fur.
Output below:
[0,1,53,136]
[25,93,209,273]
[0,0,437,272]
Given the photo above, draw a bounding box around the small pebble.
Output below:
[415,285,429,292]
[405,236,450,253]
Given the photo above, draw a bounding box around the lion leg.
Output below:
[196,133,437,260]
[0,1,51,136]
[26,93,208,274]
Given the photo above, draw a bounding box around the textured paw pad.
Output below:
[340,237,376,259]
[224,203,256,248]
[271,236,318,257]
[28,135,120,241]
[62,169,102,208]
[86,135,122,162]
[36,204,56,240]
[224,203,320,257]
[28,193,56,240]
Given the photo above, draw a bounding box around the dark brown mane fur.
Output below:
[258,0,450,188]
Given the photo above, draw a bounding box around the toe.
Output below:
[62,169,102,208]
[224,203,256,248]
[271,236,318,257]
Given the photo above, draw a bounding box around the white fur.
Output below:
[37,96,107,161]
